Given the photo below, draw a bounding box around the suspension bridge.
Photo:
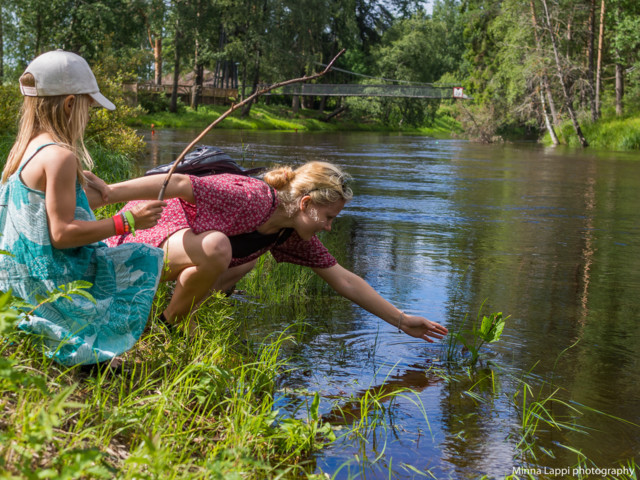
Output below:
[124,62,469,105]
[268,62,470,99]
[272,83,468,99]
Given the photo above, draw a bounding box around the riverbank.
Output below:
[2,132,640,478]
[0,139,338,478]
[129,103,463,138]
[0,289,340,479]
[0,156,343,479]
[132,102,640,152]
[544,113,640,151]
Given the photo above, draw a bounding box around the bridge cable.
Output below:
[315,62,457,87]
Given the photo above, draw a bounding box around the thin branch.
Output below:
[157,49,346,200]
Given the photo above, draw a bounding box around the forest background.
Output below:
[1,0,640,149]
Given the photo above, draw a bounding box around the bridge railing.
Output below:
[262,83,468,99]
[122,83,238,105]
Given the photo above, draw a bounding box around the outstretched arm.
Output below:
[84,173,195,208]
[312,264,448,342]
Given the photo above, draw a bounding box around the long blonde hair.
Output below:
[2,73,93,185]
[263,161,353,215]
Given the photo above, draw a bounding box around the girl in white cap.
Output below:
[0,50,169,368]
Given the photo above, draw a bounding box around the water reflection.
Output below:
[137,129,640,478]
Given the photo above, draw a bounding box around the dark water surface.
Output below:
[139,129,640,478]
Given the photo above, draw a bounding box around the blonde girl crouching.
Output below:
[108,161,448,343]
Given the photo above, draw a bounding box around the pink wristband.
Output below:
[113,213,125,235]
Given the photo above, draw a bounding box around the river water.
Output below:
[139,129,640,479]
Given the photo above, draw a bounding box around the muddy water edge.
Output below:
[138,129,640,479]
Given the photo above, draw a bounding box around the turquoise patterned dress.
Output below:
[0,143,164,366]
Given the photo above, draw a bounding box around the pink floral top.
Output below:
[106,174,337,269]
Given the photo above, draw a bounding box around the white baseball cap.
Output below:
[20,50,115,111]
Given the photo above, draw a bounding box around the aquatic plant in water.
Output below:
[445,307,507,368]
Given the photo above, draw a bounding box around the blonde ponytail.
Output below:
[263,161,353,213]
[263,166,296,190]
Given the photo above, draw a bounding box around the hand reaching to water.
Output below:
[399,314,448,343]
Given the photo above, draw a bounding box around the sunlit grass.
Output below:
[546,113,640,151]
[130,103,462,136]
[0,288,338,478]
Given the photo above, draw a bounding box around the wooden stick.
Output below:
[157,49,346,200]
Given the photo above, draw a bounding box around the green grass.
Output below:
[0,286,338,479]
[130,103,463,136]
[545,113,640,151]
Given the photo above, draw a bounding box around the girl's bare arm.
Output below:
[86,173,194,208]
[312,264,448,342]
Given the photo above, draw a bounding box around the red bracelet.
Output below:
[113,213,125,235]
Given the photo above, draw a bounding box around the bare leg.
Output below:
[212,259,258,294]
[160,228,232,326]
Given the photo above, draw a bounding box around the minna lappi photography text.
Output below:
[513,466,636,478]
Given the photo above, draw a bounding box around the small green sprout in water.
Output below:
[445,310,508,368]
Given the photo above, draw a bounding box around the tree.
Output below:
[528,0,558,143]
[143,0,167,85]
[4,0,66,65]
[539,0,588,147]
[594,0,605,120]
[167,0,190,113]
[0,3,4,82]
[216,0,272,115]
[608,0,640,116]
[587,0,597,121]
[347,6,464,127]
[275,0,335,110]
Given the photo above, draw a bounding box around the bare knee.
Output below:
[198,232,232,269]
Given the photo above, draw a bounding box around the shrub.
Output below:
[87,67,147,159]
[0,68,145,160]
[137,90,173,114]
[343,84,441,128]
[0,84,22,134]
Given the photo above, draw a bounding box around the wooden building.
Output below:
[123,69,238,106]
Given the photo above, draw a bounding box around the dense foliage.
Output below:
[1,0,639,143]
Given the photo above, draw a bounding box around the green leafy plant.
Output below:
[0,85,21,134]
[31,280,96,311]
[0,271,117,477]
[446,309,508,368]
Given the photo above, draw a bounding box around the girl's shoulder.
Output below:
[20,143,77,191]
[23,142,75,168]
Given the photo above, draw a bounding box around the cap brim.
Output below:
[89,92,116,111]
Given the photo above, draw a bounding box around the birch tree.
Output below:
[540,0,588,146]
